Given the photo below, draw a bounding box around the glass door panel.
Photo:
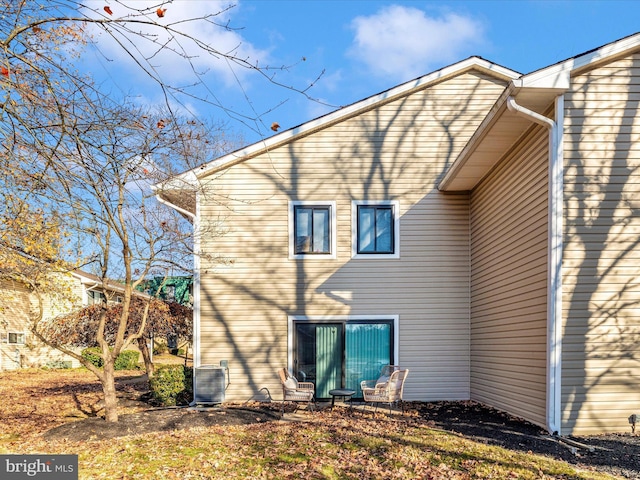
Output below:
[345,323,391,397]
[315,325,342,399]
[294,323,343,399]
[295,323,316,383]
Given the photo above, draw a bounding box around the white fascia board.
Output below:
[518,32,640,90]
[513,69,571,91]
[174,58,520,182]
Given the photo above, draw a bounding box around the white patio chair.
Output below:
[278,367,315,414]
[361,368,409,414]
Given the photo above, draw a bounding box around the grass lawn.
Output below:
[0,368,618,479]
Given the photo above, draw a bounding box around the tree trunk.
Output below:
[102,356,119,422]
[138,336,155,378]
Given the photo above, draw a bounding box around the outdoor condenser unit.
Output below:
[194,365,226,404]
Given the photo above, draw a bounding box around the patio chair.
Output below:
[360,365,401,392]
[278,367,315,415]
[361,368,409,414]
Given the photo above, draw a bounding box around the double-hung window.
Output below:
[352,200,400,258]
[289,201,337,259]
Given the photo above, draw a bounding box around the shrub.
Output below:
[81,347,140,370]
[149,365,193,406]
[43,360,73,369]
[153,343,168,355]
[81,347,103,368]
[114,350,140,370]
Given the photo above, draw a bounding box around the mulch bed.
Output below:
[412,400,640,479]
[44,405,280,442]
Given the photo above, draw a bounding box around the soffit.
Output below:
[438,86,559,192]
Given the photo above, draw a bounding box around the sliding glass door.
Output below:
[294,319,393,399]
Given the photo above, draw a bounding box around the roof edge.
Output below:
[438,83,517,191]
[519,31,640,89]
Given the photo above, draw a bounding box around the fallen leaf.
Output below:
[104,6,113,15]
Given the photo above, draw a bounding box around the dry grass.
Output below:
[0,368,619,479]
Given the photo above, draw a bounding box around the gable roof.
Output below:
[155,57,520,214]
[439,31,640,192]
[157,31,640,208]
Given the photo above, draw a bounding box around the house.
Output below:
[156,32,640,435]
[0,270,129,370]
[137,276,194,306]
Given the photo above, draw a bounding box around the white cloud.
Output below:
[348,5,486,81]
[83,1,271,88]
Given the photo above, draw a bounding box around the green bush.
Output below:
[153,343,168,355]
[114,350,140,370]
[82,347,103,368]
[81,347,140,370]
[149,365,193,406]
[43,360,73,369]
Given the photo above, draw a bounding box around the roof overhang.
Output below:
[72,270,151,299]
[439,31,640,192]
[438,82,565,191]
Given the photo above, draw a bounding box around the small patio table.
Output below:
[329,388,356,410]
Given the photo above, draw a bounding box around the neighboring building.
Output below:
[157,32,640,435]
[138,276,193,306]
[0,270,129,370]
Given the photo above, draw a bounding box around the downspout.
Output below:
[155,192,201,370]
[507,96,564,436]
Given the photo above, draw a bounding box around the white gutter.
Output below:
[507,96,564,435]
[154,192,195,221]
[192,191,201,369]
[154,189,201,370]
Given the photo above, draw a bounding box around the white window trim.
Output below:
[288,201,337,260]
[287,315,400,371]
[7,331,26,345]
[351,200,400,259]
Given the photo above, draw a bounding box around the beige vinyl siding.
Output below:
[198,71,509,402]
[469,125,549,429]
[0,279,32,370]
[0,277,83,370]
[562,54,640,435]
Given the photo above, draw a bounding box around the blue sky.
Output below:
[85,1,640,146]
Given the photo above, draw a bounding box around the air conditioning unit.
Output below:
[194,365,226,404]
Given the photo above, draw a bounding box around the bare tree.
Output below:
[24,98,228,422]
[0,1,319,421]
